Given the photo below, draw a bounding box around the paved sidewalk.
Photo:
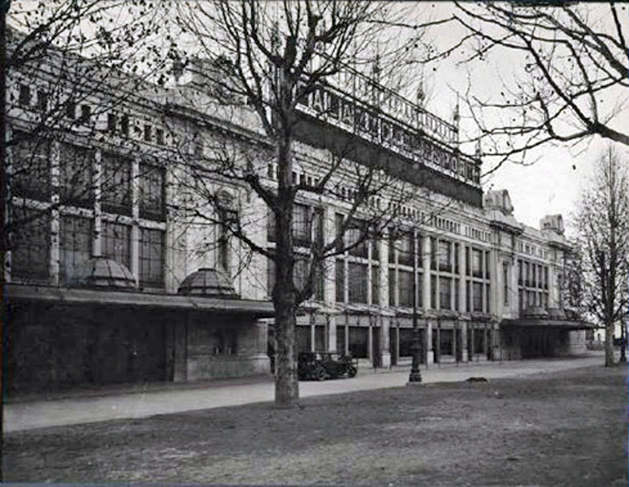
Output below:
[4,354,604,433]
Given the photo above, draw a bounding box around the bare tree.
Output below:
[409,3,628,171]
[574,148,629,367]
[168,0,444,406]
[1,1,167,477]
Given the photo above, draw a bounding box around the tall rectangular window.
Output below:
[294,256,309,293]
[388,233,396,265]
[398,234,414,267]
[472,249,482,278]
[431,275,437,309]
[371,265,380,305]
[348,262,368,303]
[12,133,50,200]
[503,262,510,306]
[139,163,166,220]
[11,207,50,280]
[347,220,368,258]
[267,210,277,243]
[398,270,413,307]
[60,144,93,206]
[267,253,275,298]
[473,282,483,312]
[102,221,131,270]
[440,277,452,310]
[139,228,164,287]
[101,153,131,215]
[438,240,452,272]
[388,268,396,306]
[60,215,92,284]
[518,260,523,285]
[430,237,437,270]
[292,203,311,246]
[335,259,345,303]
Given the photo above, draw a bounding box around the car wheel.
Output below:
[315,366,326,381]
[347,366,357,378]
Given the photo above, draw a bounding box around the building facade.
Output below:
[5,44,589,394]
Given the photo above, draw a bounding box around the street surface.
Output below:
[4,353,603,432]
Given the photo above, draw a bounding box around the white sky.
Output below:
[411,2,629,233]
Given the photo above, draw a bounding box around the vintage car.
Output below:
[297,352,358,381]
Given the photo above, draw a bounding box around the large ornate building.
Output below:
[5,43,589,394]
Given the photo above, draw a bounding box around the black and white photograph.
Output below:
[1,1,627,485]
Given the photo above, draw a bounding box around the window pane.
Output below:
[11,207,50,280]
[60,215,92,284]
[12,133,50,200]
[102,221,131,270]
[438,240,452,272]
[473,282,483,312]
[440,277,452,310]
[398,234,414,267]
[60,144,93,206]
[335,259,345,303]
[267,253,275,298]
[292,203,310,246]
[398,270,413,307]
[139,163,165,220]
[371,265,380,305]
[348,262,368,303]
[139,228,164,287]
[472,249,482,278]
[101,153,131,214]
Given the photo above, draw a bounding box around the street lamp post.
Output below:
[409,230,423,383]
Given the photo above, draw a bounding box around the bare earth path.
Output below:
[3,363,627,486]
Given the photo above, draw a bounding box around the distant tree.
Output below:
[574,148,629,367]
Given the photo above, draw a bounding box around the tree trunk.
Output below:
[0,2,9,480]
[272,127,299,407]
[604,320,615,367]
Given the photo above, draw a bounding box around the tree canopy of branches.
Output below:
[435,3,628,170]
[171,0,423,406]
[574,148,629,367]
[1,1,167,477]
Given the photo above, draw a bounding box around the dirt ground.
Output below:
[4,364,627,486]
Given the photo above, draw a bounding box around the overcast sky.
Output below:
[411,2,629,233]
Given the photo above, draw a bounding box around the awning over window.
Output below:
[7,284,275,318]
[500,318,595,330]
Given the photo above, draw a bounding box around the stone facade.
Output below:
[5,43,589,393]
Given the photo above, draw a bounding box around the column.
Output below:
[131,157,140,284]
[50,141,60,285]
[327,315,337,353]
[426,321,434,364]
[310,321,316,352]
[511,257,519,316]
[93,150,103,257]
[458,243,466,312]
[323,205,336,306]
[461,321,468,362]
[548,263,559,308]
[489,248,499,316]
[379,234,391,367]
[367,321,373,362]
[422,235,431,311]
